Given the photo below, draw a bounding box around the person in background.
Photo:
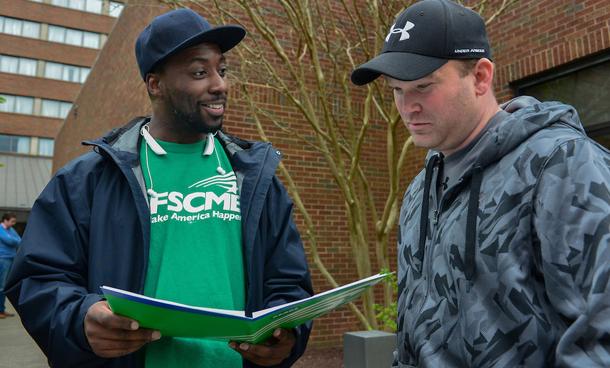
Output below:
[351,0,610,366]
[7,8,312,368]
[0,212,20,319]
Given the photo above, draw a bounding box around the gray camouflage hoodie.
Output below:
[394,96,610,367]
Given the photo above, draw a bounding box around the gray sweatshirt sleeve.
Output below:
[533,138,610,367]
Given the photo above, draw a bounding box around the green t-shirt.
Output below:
[140,136,244,368]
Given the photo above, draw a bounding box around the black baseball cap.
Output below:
[135,8,246,80]
[351,0,491,85]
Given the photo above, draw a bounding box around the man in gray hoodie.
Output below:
[352,0,610,367]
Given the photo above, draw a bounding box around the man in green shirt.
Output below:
[83,8,311,367]
[6,7,312,368]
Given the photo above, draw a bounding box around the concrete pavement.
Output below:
[0,301,47,368]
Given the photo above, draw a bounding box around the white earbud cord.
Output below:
[206,131,226,175]
[144,140,158,197]
[141,123,162,198]
[212,133,226,175]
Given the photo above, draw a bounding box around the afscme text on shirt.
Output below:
[150,191,240,215]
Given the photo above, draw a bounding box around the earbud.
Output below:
[141,124,167,155]
[147,188,159,198]
[203,133,215,156]
[216,166,226,175]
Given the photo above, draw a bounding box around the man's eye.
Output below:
[392,87,403,95]
[219,67,228,77]
[417,83,432,91]
[194,70,206,77]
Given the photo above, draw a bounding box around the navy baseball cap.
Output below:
[351,0,491,85]
[135,8,246,80]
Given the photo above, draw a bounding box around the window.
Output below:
[85,0,103,14]
[0,16,40,38]
[514,54,610,148]
[0,95,15,113]
[0,135,30,154]
[69,0,86,10]
[22,21,40,38]
[80,67,90,83]
[109,2,124,17]
[0,55,18,73]
[48,25,65,43]
[3,17,22,35]
[41,99,72,118]
[62,65,80,82]
[82,31,100,48]
[18,58,37,76]
[34,0,121,16]
[14,96,34,114]
[38,138,54,156]
[0,94,71,117]
[46,24,102,49]
[44,62,62,79]
[0,94,35,115]
[40,100,60,117]
[59,101,71,117]
[65,28,83,46]
[44,61,90,83]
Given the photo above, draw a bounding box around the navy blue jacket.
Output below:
[6,118,313,367]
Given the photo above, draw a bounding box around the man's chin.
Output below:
[190,119,223,134]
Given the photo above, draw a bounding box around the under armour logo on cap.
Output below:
[385,21,415,42]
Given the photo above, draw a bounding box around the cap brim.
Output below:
[351,52,448,85]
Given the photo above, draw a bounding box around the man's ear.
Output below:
[146,73,162,98]
[473,58,494,97]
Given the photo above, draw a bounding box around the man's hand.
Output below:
[84,300,161,358]
[229,328,295,366]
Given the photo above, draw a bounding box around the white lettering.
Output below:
[183,192,207,213]
[149,192,168,214]
[206,192,228,210]
[212,210,241,222]
[230,193,240,212]
[150,191,240,215]
[167,192,183,212]
[151,214,168,223]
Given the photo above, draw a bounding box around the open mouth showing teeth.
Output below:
[203,103,223,109]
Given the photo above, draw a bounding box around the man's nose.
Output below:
[398,98,422,119]
[209,72,227,94]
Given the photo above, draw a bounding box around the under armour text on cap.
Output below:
[351,0,491,85]
[135,8,246,80]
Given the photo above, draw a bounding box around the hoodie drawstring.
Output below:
[417,159,483,282]
[464,166,483,281]
[415,155,440,272]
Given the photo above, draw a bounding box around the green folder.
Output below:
[101,272,389,344]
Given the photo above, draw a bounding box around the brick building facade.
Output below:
[52,0,610,348]
[0,0,123,224]
[0,0,123,156]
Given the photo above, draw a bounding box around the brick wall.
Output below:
[487,0,610,101]
[0,113,61,138]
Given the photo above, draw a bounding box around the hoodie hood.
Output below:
[425,96,584,180]
[417,96,585,280]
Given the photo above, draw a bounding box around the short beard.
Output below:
[171,108,222,134]
[167,93,223,134]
